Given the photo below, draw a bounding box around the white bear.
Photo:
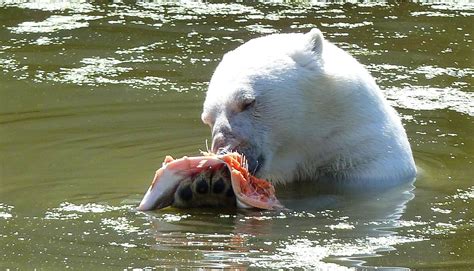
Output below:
[201,29,416,188]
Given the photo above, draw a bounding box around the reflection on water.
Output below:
[144,185,419,269]
[0,0,473,269]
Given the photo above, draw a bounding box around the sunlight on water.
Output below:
[44,202,133,219]
[0,0,94,12]
[384,87,474,116]
[60,57,134,85]
[452,187,474,200]
[0,203,14,219]
[9,15,102,33]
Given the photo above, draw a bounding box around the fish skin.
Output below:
[137,153,283,211]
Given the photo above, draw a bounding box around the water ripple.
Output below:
[0,203,14,219]
[9,14,103,34]
[384,86,474,116]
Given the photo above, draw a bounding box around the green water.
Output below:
[0,1,473,269]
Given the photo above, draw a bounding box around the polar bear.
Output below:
[201,29,416,188]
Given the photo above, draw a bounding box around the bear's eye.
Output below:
[241,98,255,112]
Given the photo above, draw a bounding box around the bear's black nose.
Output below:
[211,133,236,154]
[211,135,226,154]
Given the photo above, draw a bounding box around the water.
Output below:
[0,0,473,269]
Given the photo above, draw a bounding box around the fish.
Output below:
[137,152,283,211]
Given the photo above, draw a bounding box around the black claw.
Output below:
[226,187,235,198]
[212,178,226,194]
[196,178,209,194]
[178,184,193,201]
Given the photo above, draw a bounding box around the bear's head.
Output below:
[201,29,333,182]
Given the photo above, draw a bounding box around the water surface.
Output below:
[0,0,473,269]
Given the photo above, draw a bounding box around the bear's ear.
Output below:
[291,28,324,67]
[305,28,324,56]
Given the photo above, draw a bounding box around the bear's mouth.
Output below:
[246,153,265,176]
[216,146,264,176]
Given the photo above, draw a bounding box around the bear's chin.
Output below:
[246,153,265,176]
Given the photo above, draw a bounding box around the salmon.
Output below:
[137,152,283,211]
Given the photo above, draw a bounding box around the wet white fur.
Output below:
[202,29,416,187]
